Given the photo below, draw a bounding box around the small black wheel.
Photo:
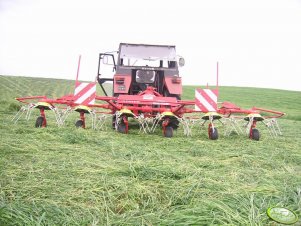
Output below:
[209,128,219,140]
[164,126,173,138]
[75,120,84,128]
[35,116,44,128]
[250,128,260,141]
[117,123,127,133]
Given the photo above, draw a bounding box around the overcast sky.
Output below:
[0,0,301,91]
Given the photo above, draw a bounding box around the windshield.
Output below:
[122,58,169,67]
[119,44,177,65]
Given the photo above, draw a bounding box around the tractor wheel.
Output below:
[112,115,117,129]
[117,123,127,134]
[111,95,119,129]
[75,120,84,128]
[35,116,44,128]
[250,128,260,141]
[164,126,173,138]
[209,127,219,140]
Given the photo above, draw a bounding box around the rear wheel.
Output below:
[250,128,260,141]
[209,127,218,140]
[164,126,173,138]
[75,120,84,128]
[35,116,44,128]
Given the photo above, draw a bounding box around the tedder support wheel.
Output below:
[117,123,127,134]
[75,120,84,128]
[209,127,219,140]
[164,126,173,138]
[35,116,44,128]
[250,128,260,141]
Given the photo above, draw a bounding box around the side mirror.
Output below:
[179,57,185,67]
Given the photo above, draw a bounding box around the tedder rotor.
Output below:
[13,43,285,140]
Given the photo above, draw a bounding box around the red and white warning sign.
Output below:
[74,82,96,105]
[195,89,218,112]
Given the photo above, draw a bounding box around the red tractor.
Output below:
[96,43,187,136]
[97,43,184,100]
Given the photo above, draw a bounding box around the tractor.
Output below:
[97,43,184,99]
[96,43,186,135]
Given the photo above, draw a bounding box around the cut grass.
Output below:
[0,75,300,225]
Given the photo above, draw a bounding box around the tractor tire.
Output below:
[111,95,119,129]
[250,128,260,141]
[209,127,219,140]
[164,126,173,138]
[75,120,84,128]
[35,116,44,128]
[112,115,117,129]
[117,123,127,134]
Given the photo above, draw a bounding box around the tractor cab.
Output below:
[97,43,185,99]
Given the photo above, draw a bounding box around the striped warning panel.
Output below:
[74,82,96,105]
[195,89,218,112]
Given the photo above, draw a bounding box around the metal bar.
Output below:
[75,55,81,87]
[80,111,85,128]
[216,61,219,91]
[251,107,285,118]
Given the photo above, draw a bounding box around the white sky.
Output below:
[1,0,301,91]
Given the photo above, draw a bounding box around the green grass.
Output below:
[0,75,300,225]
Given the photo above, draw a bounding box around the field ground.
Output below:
[0,75,300,225]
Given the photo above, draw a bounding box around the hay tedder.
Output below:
[13,43,285,140]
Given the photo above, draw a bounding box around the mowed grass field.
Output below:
[0,75,300,225]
